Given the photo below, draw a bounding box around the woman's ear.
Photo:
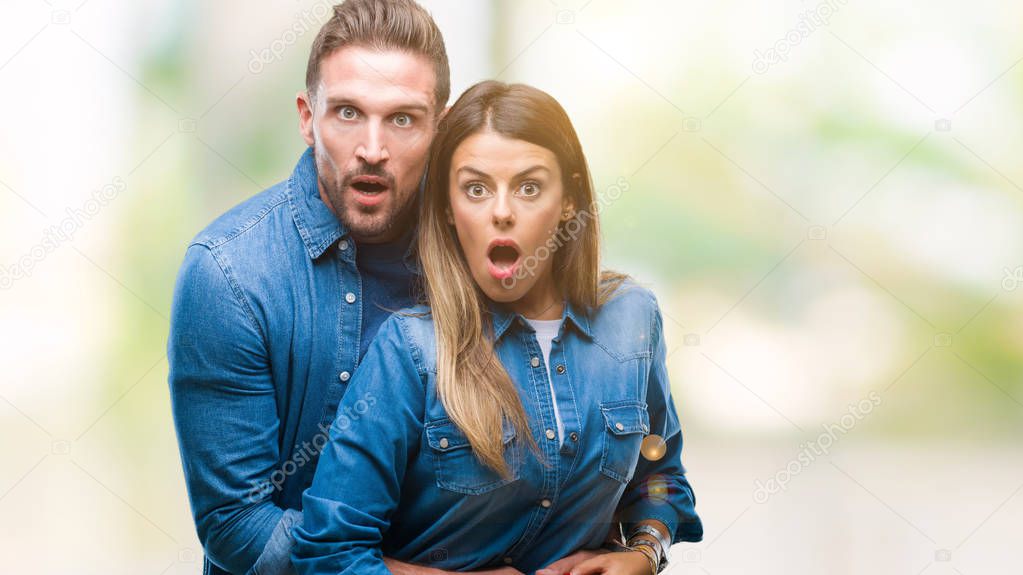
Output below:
[561,198,576,222]
[562,173,582,221]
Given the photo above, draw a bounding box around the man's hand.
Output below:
[535,549,610,575]
[384,557,524,575]
[562,551,650,575]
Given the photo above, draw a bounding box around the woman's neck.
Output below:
[510,275,563,320]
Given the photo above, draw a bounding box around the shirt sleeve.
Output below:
[615,295,703,544]
[168,244,284,573]
[291,314,426,575]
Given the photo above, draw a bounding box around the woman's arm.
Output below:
[291,315,426,575]
[615,295,703,551]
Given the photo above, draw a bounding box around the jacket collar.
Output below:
[288,147,345,260]
[489,298,593,342]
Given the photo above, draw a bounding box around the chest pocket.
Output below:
[425,418,519,495]
[599,400,650,483]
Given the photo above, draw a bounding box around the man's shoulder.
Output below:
[189,181,292,251]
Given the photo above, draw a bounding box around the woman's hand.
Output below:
[535,548,609,575]
[564,550,652,575]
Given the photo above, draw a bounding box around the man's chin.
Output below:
[343,213,397,243]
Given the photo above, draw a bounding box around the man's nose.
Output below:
[355,121,390,165]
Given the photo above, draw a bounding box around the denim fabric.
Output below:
[168,148,417,574]
[292,284,702,575]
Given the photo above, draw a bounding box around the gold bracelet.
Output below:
[627,533,664,565]
[628,542,658,575]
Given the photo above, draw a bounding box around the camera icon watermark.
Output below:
[934,549,952,562]
[683,333,701,347]
[178,118,197,133]
[934,118,951,132]
[428,548,448,562]
[933,333,952,347]
[681,549,701,563]
[807,225,827,240]
[556,10,575,24]
[179,548,197,563]
[51,440,71,455]
[51,10,71,25]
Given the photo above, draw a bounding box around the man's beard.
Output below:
[314,151,416,242]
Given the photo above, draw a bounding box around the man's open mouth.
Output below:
[350,176,389,194]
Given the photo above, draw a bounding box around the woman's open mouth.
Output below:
[348,175,390,207]
[486,239,521,281]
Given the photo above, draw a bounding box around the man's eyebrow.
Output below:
[456,165,550,180]
[323,96,430,115]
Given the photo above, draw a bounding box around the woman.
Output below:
[292,81,702,575]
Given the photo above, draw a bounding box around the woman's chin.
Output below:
[471,270,531,304]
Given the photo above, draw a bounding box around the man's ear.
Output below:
[297,91,315,147]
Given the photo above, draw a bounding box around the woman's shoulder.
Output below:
[596,276,660,318]
[378,305,437,372]
[588,277,663,359]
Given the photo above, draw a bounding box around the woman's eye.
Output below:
[519,181,541,196]
[465,183,489,198]
[393,113,412,127]
[338,106,358,120]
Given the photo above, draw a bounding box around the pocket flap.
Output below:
[425,418,516,452]
[600,401,650,435]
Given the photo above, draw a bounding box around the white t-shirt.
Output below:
[524,317,564,446]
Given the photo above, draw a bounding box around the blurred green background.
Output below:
[1,0,1021,573]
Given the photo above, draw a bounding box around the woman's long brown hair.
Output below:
[418,80,627,476]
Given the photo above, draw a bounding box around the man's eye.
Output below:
[519,181,541,196]
[465,183,489,198]
[393,113,412,127]
[338,106,358,120]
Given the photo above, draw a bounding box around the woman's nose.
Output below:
[491,191,515,228]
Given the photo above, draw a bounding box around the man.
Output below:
[168,2,601,574]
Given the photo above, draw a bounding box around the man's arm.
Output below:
[168,244,286,574]
[385,558,522,575]
[252,510,524,575]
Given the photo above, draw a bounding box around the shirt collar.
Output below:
[288,147,346,260]
[489,298,593,342]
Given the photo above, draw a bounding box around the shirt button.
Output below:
[530,357,540,368]
[545,429,556,440]
[540,499,552,508]
[615,422,625,431]
[338,239,349,251]
[338,371,350,382]
[439,438,449,449]
[345,292,356,304]
[556,364,566,374]
[570,432,579,442]
[503,557,513,565]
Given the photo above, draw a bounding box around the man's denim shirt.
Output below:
[167,148,418,575]
[291,285,703,575]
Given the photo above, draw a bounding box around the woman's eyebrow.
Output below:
[455,165,550,180]
[455,166,492,180]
